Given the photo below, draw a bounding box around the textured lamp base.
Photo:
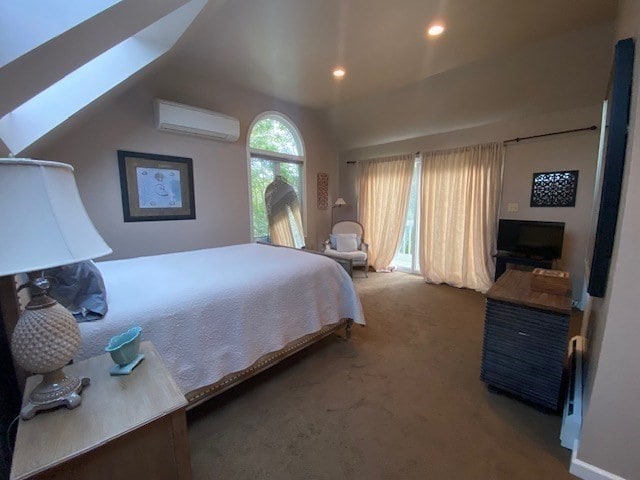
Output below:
[20,368,90,420]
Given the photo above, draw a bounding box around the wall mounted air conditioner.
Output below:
[154,99,240,142]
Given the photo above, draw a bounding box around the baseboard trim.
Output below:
[570,441,627,480]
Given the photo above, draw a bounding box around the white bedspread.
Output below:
[77,243,365,394]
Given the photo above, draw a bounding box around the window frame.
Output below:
[246,111,307,242]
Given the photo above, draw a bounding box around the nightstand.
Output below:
[10,341,191,480]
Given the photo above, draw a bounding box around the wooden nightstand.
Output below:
[10,341,191,480]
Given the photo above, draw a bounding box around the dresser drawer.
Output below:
[482,334,567,370]
[481,350,563,408]
[485,300,570,339]
[483,321,567,360]
[482,349,564,385]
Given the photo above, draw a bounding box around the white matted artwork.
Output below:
[118,150,195,222]
[136,167,183,208]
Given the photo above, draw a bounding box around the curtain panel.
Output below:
[418,142,503,292]
[358,154,414,271]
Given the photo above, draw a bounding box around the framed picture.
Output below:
[118,150,196,222]
[530,170,579,207]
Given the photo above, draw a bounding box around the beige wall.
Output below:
[26,68,338,260]
[577,1,640,477]
[339,106,601,302]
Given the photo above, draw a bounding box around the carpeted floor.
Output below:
[188,271,576,479]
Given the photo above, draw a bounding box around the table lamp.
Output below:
[331,197,346,225]
[0,158,112,419]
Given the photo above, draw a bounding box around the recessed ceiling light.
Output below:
[427,24,445,37]
[333,67,346,78]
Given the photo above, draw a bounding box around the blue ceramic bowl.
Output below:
[106,326,142,366]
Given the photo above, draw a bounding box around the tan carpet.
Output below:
[188,271,576,479]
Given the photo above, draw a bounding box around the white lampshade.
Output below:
[0,158,112,276]
[334,197,346,206]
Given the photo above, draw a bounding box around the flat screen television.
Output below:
[497,219,565,260]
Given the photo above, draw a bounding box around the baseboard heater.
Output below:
[561,335,585,449]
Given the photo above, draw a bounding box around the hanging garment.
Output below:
[265,175,305,248]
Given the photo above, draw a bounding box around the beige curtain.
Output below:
[418,142,503,292]
[359,154,414,271]
[266,176,305,248]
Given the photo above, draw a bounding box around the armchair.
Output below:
[323,221,369,277]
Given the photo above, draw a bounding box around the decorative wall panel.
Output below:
[530,170,579,207]
[317,173,329,210]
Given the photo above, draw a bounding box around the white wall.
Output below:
[339,105,601,301]
[576,1,640,477]
[499,134,598,302]
[27,67,339,260]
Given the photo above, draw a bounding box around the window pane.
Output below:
[249,117,300,155]
[250,157,275,240]
[287,205,305,248]
[279,162,302,204]
[394,158,420,272]
[250,156,304,242]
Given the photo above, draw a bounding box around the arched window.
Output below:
[247,112,306,245]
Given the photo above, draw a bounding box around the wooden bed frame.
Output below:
[186,318,352,409]
[0,274,354,409]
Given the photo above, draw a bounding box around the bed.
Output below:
[0,243,365,408]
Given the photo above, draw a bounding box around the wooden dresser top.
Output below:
[487,270,572,315]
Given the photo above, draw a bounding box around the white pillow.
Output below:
[335,233,359,252]
[330,233,361,249]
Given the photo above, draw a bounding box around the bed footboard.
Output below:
[186,318,353,409]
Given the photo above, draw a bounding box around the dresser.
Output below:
[10,341,191,480]
[480,270,572,410]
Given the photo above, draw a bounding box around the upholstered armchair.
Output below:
[323,221,369,277]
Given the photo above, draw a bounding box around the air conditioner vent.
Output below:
[154,99,239,142]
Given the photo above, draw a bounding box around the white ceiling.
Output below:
[167,0,617,149]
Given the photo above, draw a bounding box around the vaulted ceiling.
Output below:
[0,0,618,154]
[169,0,618,150]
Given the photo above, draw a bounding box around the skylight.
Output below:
[0,0,122,69]
[0,0,207,155]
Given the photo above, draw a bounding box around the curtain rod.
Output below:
[345,126,597,164]
[346,151,420,165]
[503,125,597,144]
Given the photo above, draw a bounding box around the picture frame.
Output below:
[530,170,579,207]
[117,150,196,222]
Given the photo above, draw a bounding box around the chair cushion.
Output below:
[335,234,359,252]
[330,233,361,250]
[324,248,367,261]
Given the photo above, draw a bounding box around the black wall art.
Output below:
[530,170,579,207]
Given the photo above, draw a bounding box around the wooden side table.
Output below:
[327,255,354,277]
[11,341,191,480]
[480,270,572,410]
